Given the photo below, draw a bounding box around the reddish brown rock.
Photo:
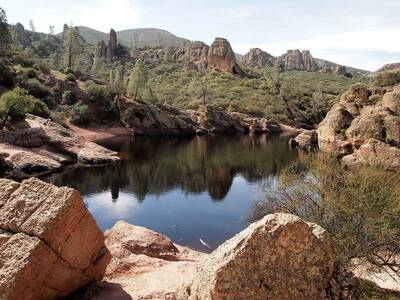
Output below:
[241,48,274,69]
[90,221,205,300]
[207,37,242,75]
[0,178,110,300]
[186,41,209,72]
[281,49,318,71]
[342,139,400,171]
[177,213,340,300]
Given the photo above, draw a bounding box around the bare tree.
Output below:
[29,19,36,32]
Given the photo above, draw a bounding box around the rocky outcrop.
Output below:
[241,48,274,69]
[309,83,400,169]
[91,214,341,299]
[177,213,339,299]
[280,49,318,71]
[95,40,108,59]
[342,139,400,171]
[94,29,118,60]
[186,41,209,72]
[89,221,205,300]
[0,178,110,300]
[107,29,118,61]
[120,99,200,135]
[289,129,318,151]
[208,38,242,75]
[0,114,119,178]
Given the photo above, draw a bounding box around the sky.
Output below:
[2,0,400,71]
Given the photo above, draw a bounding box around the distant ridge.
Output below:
[76,26,188,48]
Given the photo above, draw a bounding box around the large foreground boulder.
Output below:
[90,221,205,299]
[177,213,340,300]
[0,178,110,300]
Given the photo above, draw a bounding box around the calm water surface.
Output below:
[48,134,298,251]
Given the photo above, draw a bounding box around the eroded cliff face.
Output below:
[207,37,243,75]
[241,48,274,69]
[0,178,110,300]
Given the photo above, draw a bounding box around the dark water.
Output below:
[48,134,298,251]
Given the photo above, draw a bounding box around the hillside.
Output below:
[77,26,188,48]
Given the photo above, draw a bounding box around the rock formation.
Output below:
[94,29,118,60]
[0,114,119,178]
[0,178,110,300]
[95,40,108,59]
[207,38,242,75]
[281,49,318,71]
[185,41,209,72]
[241,48,274,69]
[177,213,339,299]
[14,23,32,48]
[89,220,205,299]
[289,129,318,151]
[107,29,118,61]
[90,214,341,299]
[297,82,400,170]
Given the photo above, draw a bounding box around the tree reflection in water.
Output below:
[46,133,298,250]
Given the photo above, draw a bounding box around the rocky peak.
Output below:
[107,28,118,61]
[281,49,318,71]
[207,37,242,75]
[241,48,274,69]
[185,41,209,72]
[301,50,318,71]
[95,40,107,59]
[377,63,400,72]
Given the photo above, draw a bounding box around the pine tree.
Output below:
[0,7,10,49]
[128,60,149,101]
[64,25,81,70]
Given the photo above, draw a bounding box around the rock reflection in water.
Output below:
[47,133,298,250]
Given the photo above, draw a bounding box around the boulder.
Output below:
[0,178,110,300]
[241,48,274,69]
[107,29,118,61]
[177,213,340,300]
[0,127,46,148]
[208,38,242,75]
[0,143,61,178]
[291,130,318,151]
[342,139,400,171]
[317,104,354,155]
[195,105,244,133]
[89,221,205,300]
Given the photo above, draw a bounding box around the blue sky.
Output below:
[2,0,400,71]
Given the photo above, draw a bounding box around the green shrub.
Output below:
[26,98,50,118]
[248,154,400,277]
[373,69,400,87]
[33,60,50,74]
[368,95,381,104]
[65,73,76,82]
[385,136,396,146]
[0,88,29,126]
[62,90,76,105]
[70,102,90,125]
[21,68,37,80]
[85,83,109,105]
[0,60,14,87]
[22,78,51,98]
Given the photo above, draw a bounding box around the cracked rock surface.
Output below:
[0,178,110,300]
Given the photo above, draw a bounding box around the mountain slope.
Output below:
[77,26,188,48]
